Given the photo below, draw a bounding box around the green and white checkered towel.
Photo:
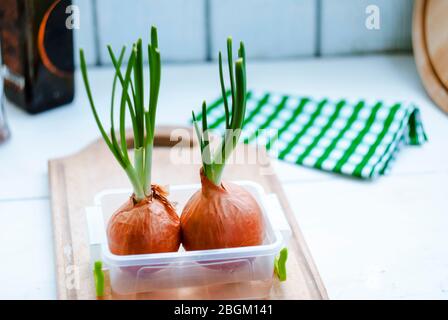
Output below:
[198,91,427,179]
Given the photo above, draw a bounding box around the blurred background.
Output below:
[2,0,448,300]
[75,0,413,66]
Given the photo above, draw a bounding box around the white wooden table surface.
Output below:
[1,54,447,299]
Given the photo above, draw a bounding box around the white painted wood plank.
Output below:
[0,55,448,299]
[95,0,206,64]
[0,199,56,299]
[2,55,448,200]
[73,0,97,65]
[272,159,335,183]
[210,0,316,60]
[321,0,413,55]
[284,172,448,299]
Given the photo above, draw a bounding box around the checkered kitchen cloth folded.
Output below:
[197,91,427,179]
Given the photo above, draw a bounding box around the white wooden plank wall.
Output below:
[76,0,414,65]
[320,0,413,55]
[72,0,97,65]
[209,0,317,60]
[96,0,207,64]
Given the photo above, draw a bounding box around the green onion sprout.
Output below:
[79,26,161,202]
[193,37,247,186]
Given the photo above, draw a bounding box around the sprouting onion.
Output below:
[79,27,180,256]
[192,37,247,186]
[79,28,161,201]
[181,38,264,254]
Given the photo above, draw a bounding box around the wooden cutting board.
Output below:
[48,126,328,300]
[413,0,448,114]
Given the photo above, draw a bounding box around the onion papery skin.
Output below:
[181,171,264,252]
[107,185,181,256]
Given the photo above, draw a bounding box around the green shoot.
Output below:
[274,248,288,281]
[79,26,162,202]
[93,260,105,297]
[192,38,247,186]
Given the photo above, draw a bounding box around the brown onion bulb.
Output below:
[181,170,264,251]
[107,185,181,255]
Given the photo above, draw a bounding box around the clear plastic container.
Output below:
[86,181,291,300]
